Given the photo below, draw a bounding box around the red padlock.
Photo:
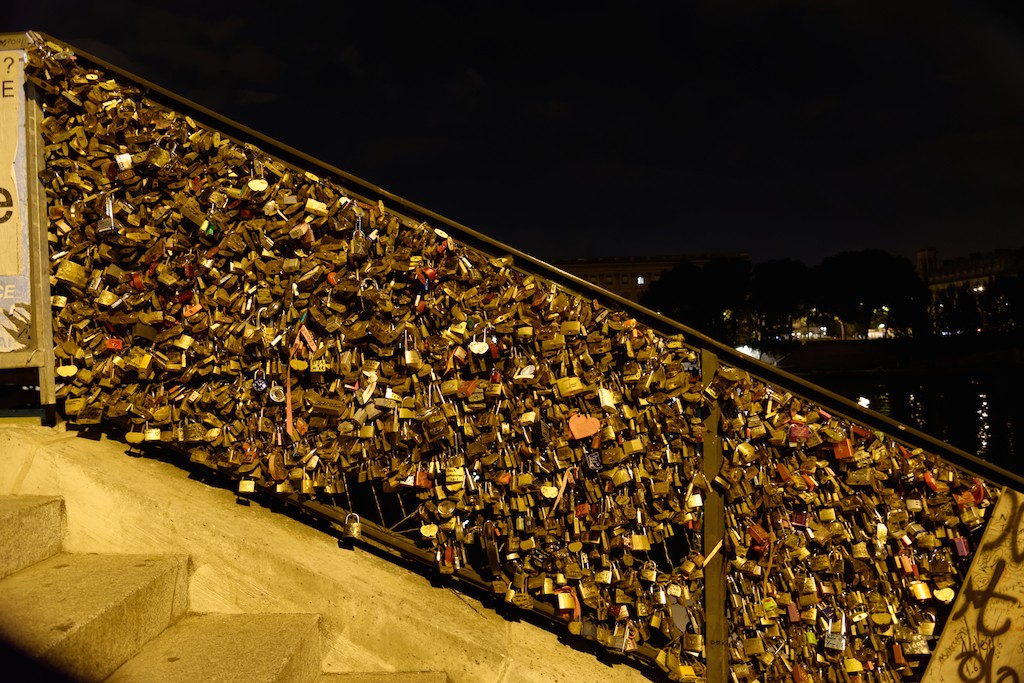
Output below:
[416,266,437,289]
[451,346,468,365]
[972,477,987,503]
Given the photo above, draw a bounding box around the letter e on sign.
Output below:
[0,186,12,223]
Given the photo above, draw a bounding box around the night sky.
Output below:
[6,1,1024,266]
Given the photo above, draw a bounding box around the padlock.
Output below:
[682,631,703,653]
[183,422,207,443]
[340,513,361,540]
[252,369,268,394]
[582,451,603,472]
[422,408,448,442]
[909,580,932,601]
[55,259,88,288]
[743,635,765,656]
[349,217,371,259]
[268,382,286,403]
[125,423,146,444]
[823,612,847,652]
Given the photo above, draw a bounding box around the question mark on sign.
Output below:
[3,56,12,73]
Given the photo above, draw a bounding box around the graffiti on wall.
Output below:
[925,488,1024,683]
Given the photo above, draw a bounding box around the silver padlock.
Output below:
[252,369,268,393]
[344,513,362,540]
[823,612,847,652]
[268,381,286,403]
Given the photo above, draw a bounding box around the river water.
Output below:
[803,371,1020,474]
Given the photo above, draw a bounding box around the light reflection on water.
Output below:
[976,392,990,457]
[813,373,1018,472]
[908,391,926,431]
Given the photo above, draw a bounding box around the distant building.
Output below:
[916,247,1024,292]
[917,247,1024,335]
[550,253,750,303]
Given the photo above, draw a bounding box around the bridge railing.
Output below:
[19,31,1024,682]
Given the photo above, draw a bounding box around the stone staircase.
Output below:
[0,495,447,683]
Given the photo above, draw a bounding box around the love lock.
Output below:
[344,513,362,540]
[650,582,668,606]
[268,381,286,403]
[252,369,268,393]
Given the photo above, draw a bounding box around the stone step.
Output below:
[317,673,449,683]
[0,495,64,579]
[106,612,321,683]
[0,552,189,682]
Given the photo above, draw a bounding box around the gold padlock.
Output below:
[125,423,145,444]
[143,422,162,441]
[344,513,362,540]
[55,259,88,288]
[556,590,577,611]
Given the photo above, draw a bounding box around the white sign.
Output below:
[0,47,29,352]
[0,49,24,275]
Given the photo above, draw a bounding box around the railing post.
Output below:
[702,348,726,683]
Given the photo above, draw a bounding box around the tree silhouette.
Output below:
[809,250,929,338]
[640,256,751,343]
[750,259,809,344]
[642,250,932,345]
